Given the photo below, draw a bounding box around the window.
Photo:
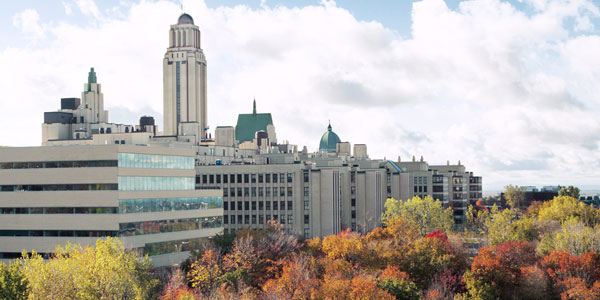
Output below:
[251,174,256,183]
[303,171,309,183]
[223,175,228,183]
[266,188,271,197]
[266,201,271,210]
[237,215,242,224]
[414,186,418,193]
[244,188,249,197]
[266,174,271,183]
[414,177,418,184]
[266,215,272,222]
[418,177,423,184]
[304,200,309,210]
[237,188,242,197]
[287,215,293,224]
[351,198,356,207]
[259,215,264,224]
[223,188,228,197]
[387,174,391,183]
[244,174,249,183]
[258,187,264,197]
[251,187,256,197]
[280,174,285,183]
[351,210,356,218]
[224,215,229,224]
[196,176,200,184]
[244,201,250,210]
[230,174,235,183]
[280,201,285,210]
[245,215,249,224]
[237,174,242,183]
[288,201,293,210]
[280,187,285,197]
[209,175,214,184]
[230,188,235,198]
[287,173,293,183]
[280,214,286,224]
[304,215,309,224]
[273,173,278,183]
[258,174,263,183]
[351,172,355,183]
[424,186,427,193]
[252,202,256,210]
[224,202,228,210]
[259,201,264,210]
[202,175,207,184]
[287,187,293,197]
[273,201,278,210]
[351,186,356,195]
[273,187,278,198]
[304,228,310,238]
[216,175,221,184]
[252,215,256,224]
[304,187,309,197]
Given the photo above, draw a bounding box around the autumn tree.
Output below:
[20,237,156,300]
[464,241,540,300]
[503,184,526,210]
[0,261,28,300]
[537,195,600,226]
[558,186,581,199]
[484,205,538,245]
[382,196,454,235]
[187,249,223,294]
[161,269,197,300]
[262,255,317,300]
[377,266,420,300]
[538,219,600,255]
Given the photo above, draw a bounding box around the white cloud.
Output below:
[1,0,600,190]
[75,0,101,19]
[12,9,45,38]
[63,1,73,15]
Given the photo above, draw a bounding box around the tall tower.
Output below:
[163,13,207,138]
[81,67,108,123]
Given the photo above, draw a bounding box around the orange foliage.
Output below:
[379,265,410,282]
[542,250,600,299]
[262,255,317,300]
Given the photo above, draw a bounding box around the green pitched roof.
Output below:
[235,100,273,142]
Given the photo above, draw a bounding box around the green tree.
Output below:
[536,195,600,226]
[538,219,600,255]
[485,205,539,246]
[503,184,526,210]
[382,196,454,235]
[20,237,157,300]
[558,186,580,199]
[0,261,28,300]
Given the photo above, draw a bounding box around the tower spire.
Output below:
[253,98,256,115]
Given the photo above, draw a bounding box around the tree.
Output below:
[160,269,196,300]
[503,184,526,210]
[484,205,539,245]
[20,237,157,300]
[382,196,454,235]
[187,249,223,294]
[559,186,580,199]
[542,250,600,299]
[0,261,28,300]
[538,219,600,255]
[262,255,317,300]
[465,241,539,300]
[537,196,600,227]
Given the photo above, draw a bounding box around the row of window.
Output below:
[198,173,294,185]
[224,200,294,211]
[118,197,222,214]
[0,230,118,237]
[118,176,195,191]
[119,216,222,237]
[414,185,428,193]
[223,214,293,225]
[143,237,209,256]
[0,160,117,170]
[413,176,429,185]
[118,153,194,170]
[0,207,117,214]
[0,184,117,192]
[223,186,294,198]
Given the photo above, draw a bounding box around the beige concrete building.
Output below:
[0,145,222,267]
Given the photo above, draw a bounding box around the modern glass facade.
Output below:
[143,237,209,256]
[0,184,117,192]
[118,176,194,191]
[119,197,222,214]
[0,230,118,237]
[119,216,222,236]
[118,153,194,170]
[0,207,117,214]
[0,160,117,169]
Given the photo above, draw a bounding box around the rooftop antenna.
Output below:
[180,1,184,13]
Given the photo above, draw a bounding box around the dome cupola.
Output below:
[177,13,194,25]
[319,122,341,153]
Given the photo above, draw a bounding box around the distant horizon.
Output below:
[2,0,600,191]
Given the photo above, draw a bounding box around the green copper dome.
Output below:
[319,123,341,153]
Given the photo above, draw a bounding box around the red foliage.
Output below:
[542,250,600,298]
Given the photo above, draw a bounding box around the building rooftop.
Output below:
[319,123,340,153]
[235,99,273,143]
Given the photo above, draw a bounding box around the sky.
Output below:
[1,0,600,192]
